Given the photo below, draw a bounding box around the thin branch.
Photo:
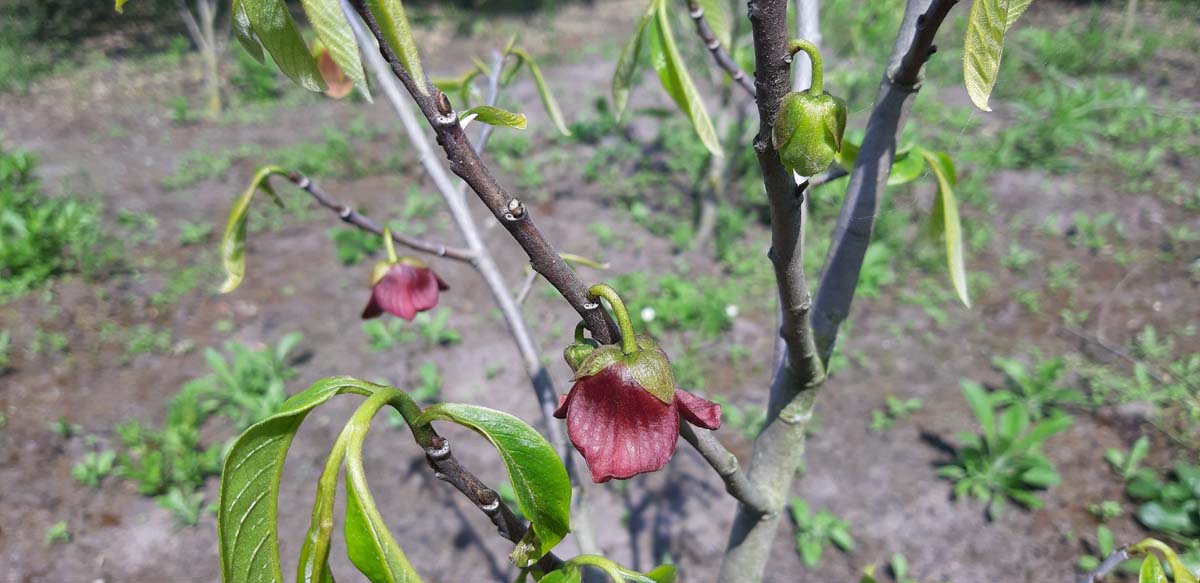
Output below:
[807,165,848,188]
[347,0,618,345]
[809,0,958,363]
[284,171,475,261]
[515,270,538,305]
[175,0,208,52]
[417,434,563,571]
[685,0,756,97]
[1077,546,1129,583]
[678,423,773,514]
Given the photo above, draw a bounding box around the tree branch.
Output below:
[1077,546,1129,583]
[809,0,958,363]
[685,0,756,97]
[284,171,475,261]
[347,0,618,345]
[678,423,773,514]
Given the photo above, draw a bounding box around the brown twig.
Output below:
[678,423,773,514]
[284,171,475,262]
[1077,546,1129,583]
[347,0,617,345]
[807,166,849,188]
[685,0,756,97]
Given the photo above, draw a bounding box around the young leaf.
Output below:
[1005,0,1036,30]
[695,0,732,49]
[509,50,571,137]
[297,424,353,583]
[219,166,286,293]
[612,0,657,119]
[217,376,386,583]
[300,0,371,100]
[344,390,423,583]
[648,0,722,156]
[242,0,326,92]
[887,152,926,186]
[461,105,528,130]
[962,0,1010,111]
[415,404,571,558]
[645,564,677,583]
[1140,554,1168,583]
[231,0,265,63]
[920,148,970,308]
[1098,525,1115,557]
[367,0,429,95]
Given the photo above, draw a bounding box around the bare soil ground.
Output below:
[2,1,1199,582]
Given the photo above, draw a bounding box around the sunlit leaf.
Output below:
[367,0,429,95]
[301,0,370,100]
[296,422,352,583]
[612,0,656,119]
[1130,539,1199,583]
[887,152,926,186]
[344,390,423,583]
[461,105,528,130]
[1140,554,1168,583]
[963,0,1010,111]
[217,376,388,583]
[1005,0,1036,30]
[509,49,570,136]
[114,0,130,13]
[415,404,571,558]
[960,380,994,446]
[648,0,722,156]
[232,0,265,63]
[219,166,286,294]
[645,564,677,583]
[919,148,970,308]
[242,0,326,92]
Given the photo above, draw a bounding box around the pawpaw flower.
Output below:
[772,39,847,177]
[312,41,353,99]
[362,229,448,321]
[555,285,722,483]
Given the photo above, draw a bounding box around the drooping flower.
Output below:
[555,285,722,483]
[362,228,448,321]
[772,39,847,177]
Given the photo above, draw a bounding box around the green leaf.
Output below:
[961,380,994,447]
[1130,539,1199,583]
[919,148,969,307]
[1020,466,1060,488]
[612,0,657,119]
[219,166,286,293]
[344,391,423,583]
[217,376,387,583]
[510,49,571,137]
[242,0,326,92]
[648,0,722,157]
[1141,554,1168,583]
[1098,525,1115,556]
[1010,413,1073,454]
[300,0,370,99]
[232,0,265,63]
[297,421,353,583]
[114,0,130,13]
[539,571,583,583]
[415,404,571,558]
[695,0,731,49]
[645,564,677,583]
[461,105,528,130]
[367,0,429,95]
[887,152,926,186]
[1138,502,1197,535]
[963,0,1010,111]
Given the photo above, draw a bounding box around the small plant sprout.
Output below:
[788,498,854,567]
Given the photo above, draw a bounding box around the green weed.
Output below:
[71,450,116,488]
[43,521,70,546]
[788,498,854,567]
[869,396,924,433]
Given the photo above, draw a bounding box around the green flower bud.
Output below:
[563,338,600,373]
[772,90,848,177]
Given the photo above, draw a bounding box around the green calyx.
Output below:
[563,322,600,373]
[575,286,676,404]
[772,90,848,177]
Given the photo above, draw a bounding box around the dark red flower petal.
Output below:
[564,366,680,483]
[676,389,722,430]
[361,294,384,319]
[370,264,443,321]
[554,392,571,419]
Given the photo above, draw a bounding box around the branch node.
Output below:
[435,90,453,115]
[477,489,501,513]
[338,206,353,219]
[582,302,600,310]
[433,112,458,127]
[506,198,526,219]
[689,6,703,19]
[433,471,451,482]
[427,437,452,460]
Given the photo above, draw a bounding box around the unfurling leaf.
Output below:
[242,0,326,92]
[219,166,286,294]
[302,0,371,100]
[648,0,721,156]
[367,0,429,95]
[509,49,571,136]
[612,0,656,119]
[218,376,390,583]
[963,0,1011,111]
[415,404,571,558]
[918,148,970,308]
[344,391,423,583]
[461,105,528,130]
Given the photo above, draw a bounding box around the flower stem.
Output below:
[788,39,823,94]
[574,321,588,343]
[382,226,399,263]
[587,284,637,355]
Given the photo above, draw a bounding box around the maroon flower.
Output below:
[362,257,449,321]
[555,285,722,483]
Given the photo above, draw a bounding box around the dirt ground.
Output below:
[2,1,1199,582]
